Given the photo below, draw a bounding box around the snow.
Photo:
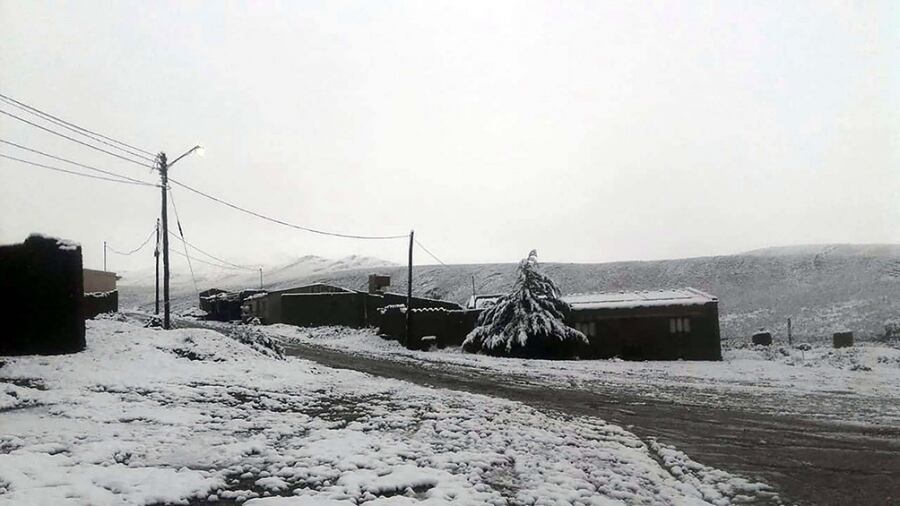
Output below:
[273,325,900,426]
[0,318,777,505]
[563,288,716,310]
[26,233,80,251]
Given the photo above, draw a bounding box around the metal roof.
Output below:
[562,288,717,310]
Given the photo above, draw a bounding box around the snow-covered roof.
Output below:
[563,288,717,310]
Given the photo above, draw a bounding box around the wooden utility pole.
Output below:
[158,152,171,329]
[154,218,160,315]
[471,275,476,297]
[103,241,107,271]
[405,229,414,347]
[787,317,792,346]
[259,267,263,289]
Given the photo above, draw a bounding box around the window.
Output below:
[669,317,691,334]
[575,321,596,337]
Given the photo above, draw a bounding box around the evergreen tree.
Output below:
[463,250,587,358]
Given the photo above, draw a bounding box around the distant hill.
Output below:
[121,245,900,341]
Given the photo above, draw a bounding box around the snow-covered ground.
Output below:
[0,318,779,505]
[259,325,900,426]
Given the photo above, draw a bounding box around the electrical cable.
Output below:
[0,94,156,162]
[168,188,199,295]
[415,238,447,266]
[0,92,156,157]
[168,177,408,240]
[167,229,257,271]
[107,225,157,256]
[0,153,157,187]
[0,108,154,169]
[0,138,157,186]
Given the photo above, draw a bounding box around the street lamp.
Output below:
[157,145,203,329]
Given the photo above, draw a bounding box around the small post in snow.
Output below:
[787,317,792,346]
[405,229,414,348]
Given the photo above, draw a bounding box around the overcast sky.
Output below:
[1,1,897,273]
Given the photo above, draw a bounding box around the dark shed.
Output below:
[564,288,721,360]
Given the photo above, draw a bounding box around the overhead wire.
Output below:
[107,225,157,256]
[169,248,247,271]
[167,229,257,271]
[0,93,157,162]
[0,153,157,187]
[415,238,447,266]
[168,177,408,240]
[167,187,199,295]
[0,108,155,169]
[0,138,158,186]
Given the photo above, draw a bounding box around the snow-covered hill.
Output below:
[121,244,900,341]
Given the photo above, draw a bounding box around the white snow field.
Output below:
[265,325,900,426]
[0,319,780,505]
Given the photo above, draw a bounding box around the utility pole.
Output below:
[103,241,107,271]
[787,317,792,346]
[154,218,160,315]
[158,152,171,329]
[471,275,476,298]
[259,267,263,289]
[405,229,414,347]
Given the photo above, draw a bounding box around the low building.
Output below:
[242,277,463,328]
[83,269,118,318]
[563,288,721,360]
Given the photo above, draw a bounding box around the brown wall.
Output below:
[83,269,117,293]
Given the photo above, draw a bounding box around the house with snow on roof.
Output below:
[562,288,721,360]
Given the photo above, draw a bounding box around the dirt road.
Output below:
[281,341,900,506]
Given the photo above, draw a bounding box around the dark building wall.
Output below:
[84,290,118,319]
[281,292,367,327]
[378,307,481,350]
[380,301,721,360]
[569,302,721,360]
[381,292,462,310]
[0,235,85,355]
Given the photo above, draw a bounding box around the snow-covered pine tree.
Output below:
[463,250,587,359]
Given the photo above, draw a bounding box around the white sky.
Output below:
[1,1,898,272]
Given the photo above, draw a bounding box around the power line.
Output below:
[168,177,408,240]
[0,92,156,157]
[0,108,154,169]
[0,94,156,162]
[0,153,157,187]
[414,238,447,266]
[168,188,199,295]
[0,138,158,186]
[108,225,157,256]
[170,248,247,271]
[167,229,257,271]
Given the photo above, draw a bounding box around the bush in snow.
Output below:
[463,249,586,359]
[231,325,284,359]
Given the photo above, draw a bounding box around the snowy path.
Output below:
[186,322,900,506]
[273,340,900,506]
[1,319,782,505]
